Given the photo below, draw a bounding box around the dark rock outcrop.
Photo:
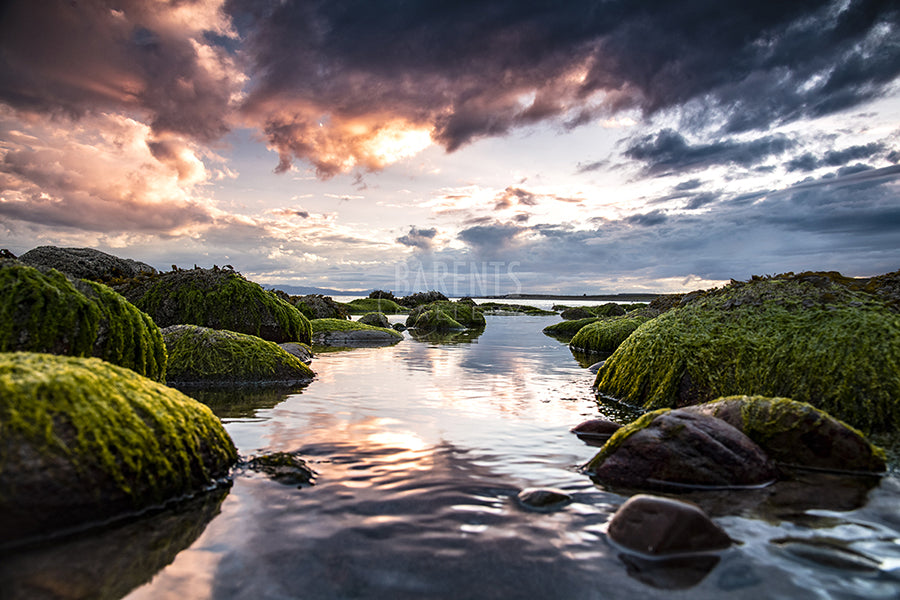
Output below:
[18,246,157,283]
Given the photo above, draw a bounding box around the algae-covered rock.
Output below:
[560,306,596,320]
[162,325,315,386]
[594,272,900,432]
[683,396,886,473]
[477,302,556,315]
[341,297,408,314]
[584,409,776,490]
[542,316,599,341]
[0,352,237,542]
[397,290,449,308]
[405,301,486,332]
[310,318,403,347]
[115,267,312,344]
[358,311,390,328]
[18,245,157,283]
[0,261,166,381]
[570,312,652,354]
[293,294,349,320]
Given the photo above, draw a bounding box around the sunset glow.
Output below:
[0,1,897,294]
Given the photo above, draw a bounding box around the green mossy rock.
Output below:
[292,294,349,320]
[570,313,652,354]
[405,301,486,331]
[310,318,402,347]
[542,317,600,341]
[0,261,166,381]
[477,302,556,316]
[594,273,900,432]
[116,267,312,344]
[162,325,315,386]
[684,396,886,473]
[0,352,237,542]
[358,311,390,328]
[341,298,408,314]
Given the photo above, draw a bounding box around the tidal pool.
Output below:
[4,313,899,599]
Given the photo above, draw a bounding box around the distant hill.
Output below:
[263,284,373,297]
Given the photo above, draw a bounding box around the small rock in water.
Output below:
[607,494,732,556]
[516,487,573,511]
[772,537,882,572]
[279,342,314,364]
[392,322,407,332]
[247,451,317,487]
[588,361,605,373]
[571,418,621,437]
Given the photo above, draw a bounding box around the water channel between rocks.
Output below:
[4,311,900,600]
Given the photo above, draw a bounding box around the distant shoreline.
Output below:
[479,293,661,302]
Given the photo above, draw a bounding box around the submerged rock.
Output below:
[571,418,622,443]
[116,267,312,344]
[0,352,237,543]
[18,245,157,282]
[683,396,886,473]
[310,318,403,347]
[0,261,166,381]
[585,409,776,490]
[163,325,315,386]
[607,494,732,556]
[516,488,573,511]
[358,311,390,328]
[247,451,316,487]
[594,271,900,432]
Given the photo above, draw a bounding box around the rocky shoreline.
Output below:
[2,245,898,571]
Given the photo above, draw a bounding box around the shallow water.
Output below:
[4,315,899,599]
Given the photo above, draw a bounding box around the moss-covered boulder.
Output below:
[310,318,403,347]
[397,290,449,308]
[115,267,312,344]
[570,313,653,354]
[0,352,237,542]
[405,301,487,332]
[341,297,408,314]
[162,325,315,386]
[476,302,556,316]
[683,396,885,473]
[560,306,596,320]
[0,261,166,381]
[542,316,599,341]
[292,294,349,320]
[18,245,157,283]
[584,409,776,490]
[594,272,900,432]
[358,311,390,328]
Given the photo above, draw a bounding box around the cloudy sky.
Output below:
[1,0,898,295]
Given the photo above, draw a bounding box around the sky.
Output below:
[1,0,898,295]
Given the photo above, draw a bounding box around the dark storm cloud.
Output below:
[457,222,523,252]
[397,226,438,250]
[625,129,795,175]
[229,0,900,175]
[786,142,886,171]
[0,0,240,141]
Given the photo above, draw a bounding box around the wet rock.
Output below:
[163,325,315,386]
[587,361,605,373]
[569,313,651,354]
[18,245,157,282]
[585,409,776,490]
[279,342,314,364]
[683,396,886,473]
[594,271,900,432]
[358,311,390,328]
[0,352,237,543]
[607,494,732,556]
[392,322,407,332]
[560,306,595,320]
[571,418,621,444]
[247,452,316,487]
[310,318,402,347]
[516,488,572,511]
[116,267,312,344]
[406,301,486,332]
[771,537,882,572]
[397,290,449,308]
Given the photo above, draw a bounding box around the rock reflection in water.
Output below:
[0,486,229,600]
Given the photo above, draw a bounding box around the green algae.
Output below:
[405,301,486,330]
[542,317,599,341]
[569,313,652,354]
[310,318,401,337]
[163,325,315,385]
[0,262,166,381]
[0,352,237,505]
[341,298,408,314]
[116,268,312,344]
[477,302,556,315]
[594,275,900,432]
